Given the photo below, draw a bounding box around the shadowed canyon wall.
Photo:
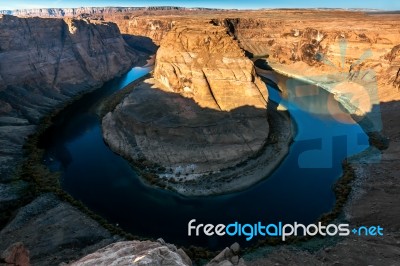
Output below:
[0,14,137,219]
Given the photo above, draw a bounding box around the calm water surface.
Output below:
[41,67,369,249]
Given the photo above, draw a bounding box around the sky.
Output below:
[0,0,399,10]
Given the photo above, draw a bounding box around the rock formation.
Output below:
[1,242,30,266]
[0,194,192,265]
[70,240,248,266]
[206,242,245,266]
[102,21,277,195]
[0,194,119,265]
[70,240,191,266]
[153,22,268,111]
[0,15,136,182]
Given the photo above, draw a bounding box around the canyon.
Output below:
[0,7,399,265]
[102,20,293,196]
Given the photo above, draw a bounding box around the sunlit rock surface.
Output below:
[153,21,268,111]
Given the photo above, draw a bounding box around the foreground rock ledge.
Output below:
[102,21,292,195]
[70,240,192,266]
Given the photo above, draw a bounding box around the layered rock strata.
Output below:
[153,22,268,111]
[0,15,136,182]
[102,21,291,196]
[212,12,400,111]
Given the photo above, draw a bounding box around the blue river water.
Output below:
[41,67,369,249]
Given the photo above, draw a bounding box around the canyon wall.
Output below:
[212,11,400,104]
[0,6,212,18]
[115,17,174,45]
[0,7,218,45]
[0,15,136,181]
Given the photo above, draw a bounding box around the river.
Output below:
[40,66,369,249]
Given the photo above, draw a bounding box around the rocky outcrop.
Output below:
[70,239,191,266]
[1,242,30,266]
[153,22,268,111]
[0,194,120,265]
[385,44,400,89]
[102,21,278,196]
[207,242,245,266]
[0,15,136,182]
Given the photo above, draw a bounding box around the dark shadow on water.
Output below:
[123,34,158,54]
[254,59,273,71]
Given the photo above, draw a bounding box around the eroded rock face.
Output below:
[0,15,136,182]
[70,240,192,266]
[153,22,268,111]
[102,21,270,194]
[212,12,400,104]
[385,44,400,89]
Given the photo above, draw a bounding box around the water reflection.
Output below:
[270,81,369,168]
